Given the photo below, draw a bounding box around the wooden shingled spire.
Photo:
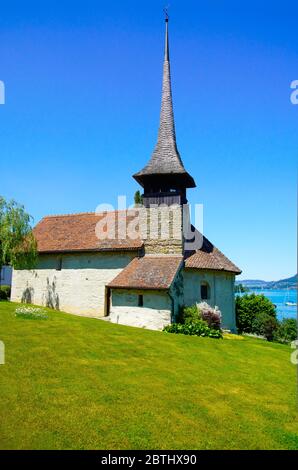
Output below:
[133,14,196,196]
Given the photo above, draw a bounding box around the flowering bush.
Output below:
[164,319,222,339]
[15,306,48,320]
[178,303,222,330]
[197,302,222,330]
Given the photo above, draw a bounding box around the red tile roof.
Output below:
[34,211,143,253]
[33,212,240,275]
[185,235,241,274]
[108,256,183,290]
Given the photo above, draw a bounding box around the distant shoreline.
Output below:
[236,274,297,291]
[246,286,297,291]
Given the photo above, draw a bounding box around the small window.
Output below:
[201,282,210,300]
[56,257,62,271]
[138,294,143,307]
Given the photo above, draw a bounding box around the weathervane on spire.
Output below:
[163,5,169,22]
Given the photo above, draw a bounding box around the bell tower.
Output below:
[133,14,196,209]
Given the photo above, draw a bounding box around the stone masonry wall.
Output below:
[139,205,183,255]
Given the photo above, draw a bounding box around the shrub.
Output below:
[178,303,222,330]
[197,302,221,330]
[236,294,277,334]
[251,312,278,341]
[274,318,297,344]
[164,319,222,339]
[0,285,11,300]
[177,305,199,324]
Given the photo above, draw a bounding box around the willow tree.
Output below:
[0,197,37,284]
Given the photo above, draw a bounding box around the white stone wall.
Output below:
[110,289,172,330]
[11,252,136,317]
[183,269,236,331]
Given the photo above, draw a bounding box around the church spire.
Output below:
[133,15,196,196]
[154,12,181,167]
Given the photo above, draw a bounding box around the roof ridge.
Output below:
[42,209,131,219]
[143,254,183,258]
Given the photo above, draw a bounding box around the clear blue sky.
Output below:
[0,1,297,281]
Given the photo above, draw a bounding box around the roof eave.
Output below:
[184,266,242,275]
[37,246,143,255]
[107,284,170,291]
[133,171,196,189]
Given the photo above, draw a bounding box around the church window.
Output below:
[138,294,144,307]
[201,282,210,300]
[56,257,62,271]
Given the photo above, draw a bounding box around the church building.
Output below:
[11,18,241,331]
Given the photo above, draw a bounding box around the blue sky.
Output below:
[0,1,297,281]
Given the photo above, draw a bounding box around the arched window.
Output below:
[201,282,210,300]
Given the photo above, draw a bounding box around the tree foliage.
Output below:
[0,196,37,271]
[235,283,249,293]
[236,293,297,343]
[236,293,278,340]
[251,312,278,341]
[274,318,297,344]
[0,285,11,300]
[134,190,143,206]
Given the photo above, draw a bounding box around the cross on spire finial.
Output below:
[163,6,169,22]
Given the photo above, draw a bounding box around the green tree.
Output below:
[134,190,143,206]
[274,318,297,344]
[236,293,277,335]
[0,197,37,282]
[251,312,278,341]
[235,283,249,293]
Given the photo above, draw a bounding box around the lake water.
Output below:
[236,289,297,320]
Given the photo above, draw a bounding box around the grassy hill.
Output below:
[0,301,297,450]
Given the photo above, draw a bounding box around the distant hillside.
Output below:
[267,274,297,289]
[236,274,297,290]
[236,280,266,288]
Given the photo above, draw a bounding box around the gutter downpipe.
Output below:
[168,290,175,323]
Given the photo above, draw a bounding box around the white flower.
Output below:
[15,306,48,319]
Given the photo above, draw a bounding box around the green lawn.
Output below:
[0,301,297,450]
